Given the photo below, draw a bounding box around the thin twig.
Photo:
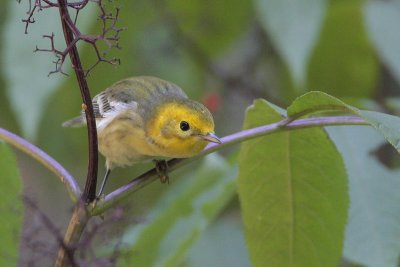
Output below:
[21,0,90,34]
[91,115,367,215]
[0,128,80,201]
[23,0,124,76]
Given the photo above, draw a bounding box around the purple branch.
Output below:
[91,115,367,215]
[0,128,81,200]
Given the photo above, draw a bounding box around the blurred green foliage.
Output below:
[0,142,22,266]
[2,0,400,266]
[308,1,377,99]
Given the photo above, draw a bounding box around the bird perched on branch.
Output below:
[63,76,221,197]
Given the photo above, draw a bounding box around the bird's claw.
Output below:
[154,160,169,184]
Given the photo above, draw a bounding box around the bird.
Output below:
[63,76,221,197]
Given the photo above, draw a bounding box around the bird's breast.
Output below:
[97,116,156,169]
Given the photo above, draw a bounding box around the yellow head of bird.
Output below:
[146,99,221,158]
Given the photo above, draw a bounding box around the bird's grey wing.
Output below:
[93,90,138,119]
[92,89,140,132]
[63,82,139,127]
[93,91,111,118]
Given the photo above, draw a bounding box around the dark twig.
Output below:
[21,0,124,76]
[56,0,98,202]
[53,1,98,265]
[21,0,90,34]
[35,33,70,75]
[22,4,36,34]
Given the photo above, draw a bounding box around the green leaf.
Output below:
[166,0,252,58]
[357,110,400,153]
[307,1,377,98]
[119,154,236,267]
[0,142,23,266]
[286,91,400,153]
[364,1,400,85]
[287,91,352,118]
[328,126,400,267]
[237,99,348,267]
[255,0,328,88]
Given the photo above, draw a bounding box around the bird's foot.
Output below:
[154,160,169,184]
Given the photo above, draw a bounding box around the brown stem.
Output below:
[54,201,89,267]
[55,1,98,265]
[56,0,98,203]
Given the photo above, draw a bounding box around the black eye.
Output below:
[180,121,190,131]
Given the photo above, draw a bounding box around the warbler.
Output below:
[63,76,221,196]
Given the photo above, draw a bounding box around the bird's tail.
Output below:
[62,116,86,127]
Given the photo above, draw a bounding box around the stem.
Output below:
[91,115,367,215]
[55,201,89,267]
[57,0,98,203]
[0,128,80,201]
[55,1,98,266]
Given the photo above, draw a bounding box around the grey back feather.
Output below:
[62,76,188,128]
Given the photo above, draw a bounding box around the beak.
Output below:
[202,132,222,144]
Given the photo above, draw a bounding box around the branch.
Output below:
[57,0,98,203]
[91,115,367,215]
[53,2,102,265]
[0,128,80,201]
[55,201,89,267]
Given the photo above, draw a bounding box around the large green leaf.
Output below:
[0,142,23,266]
[307,1,377,98]
[237,99,348,267]
[286,92,400,266]
[255,0,328,88]
[364,1,400,85]
[119,154,236,266]
[328,126,400,267]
